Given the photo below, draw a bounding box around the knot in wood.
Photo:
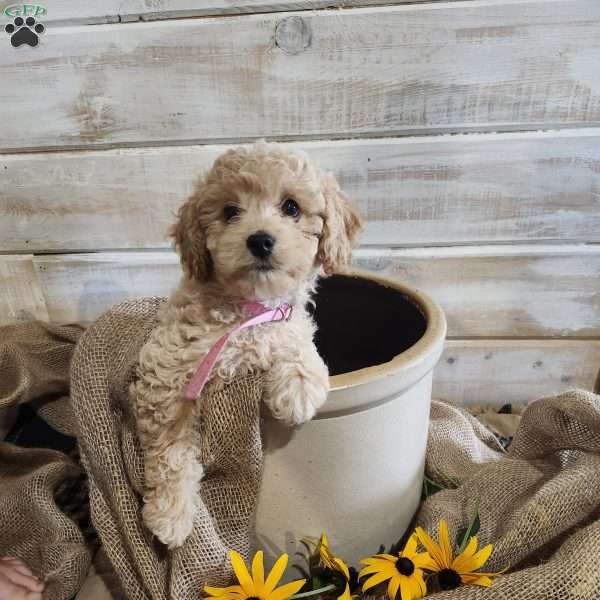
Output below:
[275,16,311,55]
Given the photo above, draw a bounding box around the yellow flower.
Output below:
[415,520,506,590]
[359,534,433,600]
[204,551,306,600]
[315,534,337,571]
[314,534,353,600]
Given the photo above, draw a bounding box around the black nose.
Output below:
[247,231,276,259]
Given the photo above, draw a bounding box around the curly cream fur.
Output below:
[130,141,362,548]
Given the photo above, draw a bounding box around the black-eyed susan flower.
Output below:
[315,534,337,571]
[415,520,505,590]
[204,550,305,600]
[359,534,434,600]
[313,534,354,600]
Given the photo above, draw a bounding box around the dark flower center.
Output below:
[348,567,360,593]
[395,557,415,576]
[438,569,462,590]
[247,597,260,600]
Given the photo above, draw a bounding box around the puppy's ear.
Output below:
[170,188,212,282]
[317,173,363,275]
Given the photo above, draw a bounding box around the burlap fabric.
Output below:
[0,299,264,600]
[0,307,599,600]
[418,394,600,599]
[0,320,89,599]
[69,297,264,600]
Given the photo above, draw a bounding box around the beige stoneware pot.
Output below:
[255,272,447,574]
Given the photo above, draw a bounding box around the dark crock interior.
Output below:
[310,275,427,376]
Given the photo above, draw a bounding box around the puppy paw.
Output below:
[142,491,197,549]
[266,360,329,425]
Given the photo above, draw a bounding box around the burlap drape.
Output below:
[0,303,599,599]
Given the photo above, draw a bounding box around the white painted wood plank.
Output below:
[435,340,600,405]
[33,252,180,324]
[0,256,49,323]
[1,1,599,151]
[28,1,464,25]
[30,245,600,336]
[355,245,600,337]
[2,130,600,252]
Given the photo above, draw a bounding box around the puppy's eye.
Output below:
[223,205,240,222]
[281,197,300,218]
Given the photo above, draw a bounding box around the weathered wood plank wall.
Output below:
[32,247,600,338]
[34,1,470,25]
[0,0,598,405]
[2,130,600,252]
[0,256,49,323]
[2,1,600,152]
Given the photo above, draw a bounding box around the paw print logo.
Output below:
[5,16,45,47]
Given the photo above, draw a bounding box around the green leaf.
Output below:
[311,575,325,591]
[422,476,445,499]
[290,583,337,599]
[456,505,480,554]
[434,470,461,489]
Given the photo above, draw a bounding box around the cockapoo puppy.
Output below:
[130,141,362,548]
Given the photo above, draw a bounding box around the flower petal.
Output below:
[204,589,248,600]
[439,521,454,566]
[229,551,255,597]
[359,563,397,579]
[333,558,350,580]
[403,534,418,556]
[414,528,445,568]
[252,552,265,597]
[460,565,509,580]
[267,579,306,600]
[405,576,417,599]
[359,558,380,566]
[451,537,479,573]
[318,535,337,569]
[462,537,479,559]
[387,576,400,600]
[470,544,494,569]
[338,582,351,600]
[361,554,397,564]
[204,586,243,597]
[378,554,399,563]
[208,594,248,600]
[414,571,427,598]
[264,554,289,596]
[411,552,438,572]
[454,544,493,574]
[399,576,413,600]
[460,574,494,587]
[362,570,394,592]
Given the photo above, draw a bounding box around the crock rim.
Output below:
[326,271,447,391]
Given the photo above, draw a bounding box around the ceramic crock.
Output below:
[255,272,447,573]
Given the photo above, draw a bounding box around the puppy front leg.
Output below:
[264,345,329,425]
[132,384,202,548]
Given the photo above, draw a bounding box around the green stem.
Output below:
[290,584,337,599]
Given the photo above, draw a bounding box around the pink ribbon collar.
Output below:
[184,301,293,401]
